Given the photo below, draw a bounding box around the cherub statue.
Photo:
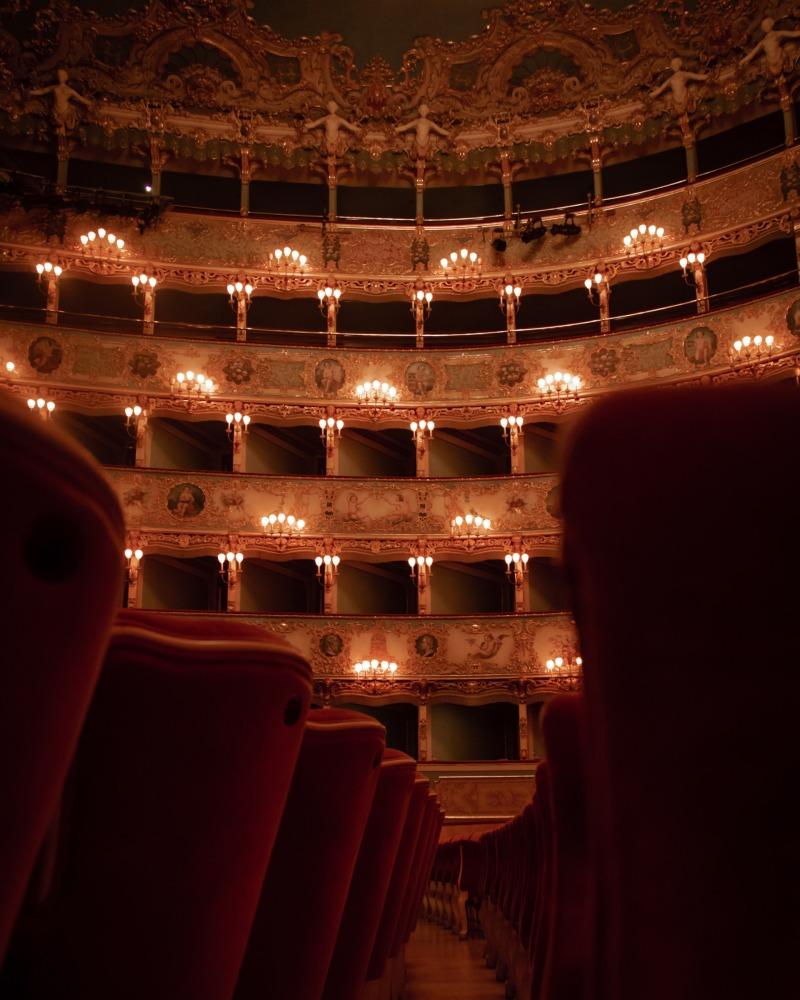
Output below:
[650,58,709,115]
[30,68,90,131]
[741,17,800,77]
[305,100,359,155]
[395,103,449,159]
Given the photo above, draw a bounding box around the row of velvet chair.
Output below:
[426,693,584,1000]
[0,397,443,999]
[427,381,800,1000]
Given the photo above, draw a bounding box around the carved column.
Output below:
[500,149,513,227]
[791,209,800,279]
[589,133,603,205]
[225,573,241,613]
[679,114,698,183]
[326,298,338,347]
[231,427,247,474]
[56,128,70,193]
[418,702,429,762]
[327,153,338,221]
[142,285,156,335]
[518,702,530,761]
[599,278,611,334]
[415,436,430,477]
[779,78,797,148]
[45,274,59,325]
[134,410,151,468]
[415,158,425,225]
[235,294,248,342]
[239,146,251,217]
[693,259,709,313]
[324,573,337,614]
[149,133,166,198]
[510,427,525,475]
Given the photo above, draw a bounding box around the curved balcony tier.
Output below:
[106,467,560,544]
[0,150,797,296]
[138,611,577,696]
[3,285,799,410]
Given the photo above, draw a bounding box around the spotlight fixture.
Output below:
[491,231,508,253]
[520,217,547,243]
[550,213,581,237]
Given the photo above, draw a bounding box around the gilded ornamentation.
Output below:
[684,326,718,365]
[315,357,345,395]
[497,359,527,387]
[166,482,205,519]
[588,346,619,378]
[786,297,800,337]
[28,335,63,374]
[405,360,436,397]
[129,350,161,379]
[223,355,254,385]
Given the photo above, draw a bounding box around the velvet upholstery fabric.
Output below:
[0,397,123,963]
[322,748,417,1000]
[540,695,591,1000]
[234,708,386,1000]
[397,795,442,945]
[560,383,800,1000]
[365,775,429,981]
[6,621,312,999]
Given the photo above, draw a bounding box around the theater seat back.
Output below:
[561,383,800,1000]
[235,708,386,1000]
[0,397,123,961]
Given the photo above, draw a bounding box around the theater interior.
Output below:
[0,1,798,997]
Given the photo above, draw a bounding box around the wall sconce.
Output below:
[226,279,253,305]
[583,269,607,304]
[124,403,145,433]
[261,512,306,536]
[504,550,529,587]
[218,549,244,583]
[317,280,343,346]
[124,545,144,583]
[80,227,125,253]
[408,553,433,589]
[131,271,157,297]
[679,249,705,282]
[538,372,581,403]
[410,283,433,348]
[1,357,15,381]
[500,413,524,447]
[315,552,340,589]
[172,370,216,403]
[225,410,250,450]
[451,513,492,538]
[356,380,398,405]
[319,416,344,454]
[27,396,56,420]
[35,260,63,281]
[410,417,434,452]
[730,334,776,363]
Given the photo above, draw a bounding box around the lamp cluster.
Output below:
[624,223,665,254]
[80,227,125,253]
[450,513,492,537]
[538,372,581,401]
[131,272,157,290]
[356,380,398,405]
[225,410,251,434]
[35,261,62,278]
[354,658,398,677]
[315,553,340,589]
[679,250,705,274]
[440,248,480,273]
[545,653,583,674]
[173,370,215,397]
[226,280,253,301]
[272,246,308,269]
[317,283,342,307]
[261,512,306,534]
[27,396,55,418]
[731,334,775,361]
[218,550,244,577]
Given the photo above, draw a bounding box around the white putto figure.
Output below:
[650,58,709,114]
[741,17,800,76]
[395,104,449,158]
[30,68,91,130]
[305,100,359,155]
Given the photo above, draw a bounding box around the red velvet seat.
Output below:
[561,383,800,1000]
[5,619,312,999]
[527,762,552,1000]
[234,708,386,1000]
[396,794,442,945]
[540,695,591,1000]
[0,397,123,962]
[365,775,429,984]
[322,749,417,1000]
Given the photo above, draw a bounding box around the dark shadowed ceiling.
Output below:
[71,0,644,67]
